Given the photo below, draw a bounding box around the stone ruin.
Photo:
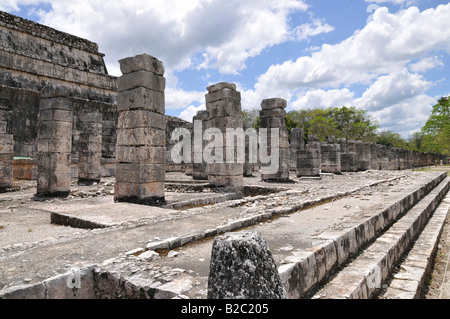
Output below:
[1,10,449,301]
[0,10,447,198]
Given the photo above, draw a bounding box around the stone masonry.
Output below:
[192,110,208,180]
[205,82,243,193]
[78,112,102,185]
[290,128,304,171]
[320,135,341,174]
[0,108,13,192]
[208,231,288,299]
[114,54,166,206]
[36,85,73,197]
[259,98,289,182]
[297,135,321,177]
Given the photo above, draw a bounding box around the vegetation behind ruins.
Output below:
[244,97,450,156]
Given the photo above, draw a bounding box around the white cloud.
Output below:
[291,88,355,110]
[179,104,206,122]
[28,0,309,76]
[369,94,435,137]
[295,18,334,41]
[255,5,450,93]
[354,69,432,111]
[409,56,444,73]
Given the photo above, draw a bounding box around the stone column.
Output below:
[290,128,304,171]
[321,135,341,174]
[243,120,254,177]
[36,85,73,197]
[78,112,102,185]
[115,54,166,206]
[0,109,13,192]
[192,110,208,180]
[259,98,289,182]
[338,138,356,172]
[355,140,369,171]
[205,82,243,192]
[297,135,321,177]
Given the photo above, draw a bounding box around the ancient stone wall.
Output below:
[0,11,117,160]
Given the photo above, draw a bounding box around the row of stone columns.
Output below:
[19,54,449,207]
[0,109,13,192]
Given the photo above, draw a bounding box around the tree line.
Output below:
[243,97,450,157]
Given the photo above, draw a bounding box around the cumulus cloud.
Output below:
[294,18,334,42]
[409,56,444,73]
[255,5,450,93]
[354,69,432,111]
[179,104,206,122]
[291,88,354,110]
[24,0,309,76]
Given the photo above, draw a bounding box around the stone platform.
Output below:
[0,170,448,299]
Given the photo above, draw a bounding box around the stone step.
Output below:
[277,172,448,299]
[311,177,450,299]
[380,193,450,299]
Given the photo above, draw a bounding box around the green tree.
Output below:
[376,130,408,149]
[421,97,450,155]
[326,106,379,142]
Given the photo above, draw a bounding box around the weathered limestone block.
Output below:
[207,231,287,299]
[78,112,102,185]
[0,109,13,192]
[193,110,208,180]
[260,98,289,182]
[114,54,166,206]
[36,85,73,197]
[321,142,341,174]
[290,128,304,171]
[355,140,370,171]
[205,82,243,193]
[297,149,321,177]
[243,120,254,177]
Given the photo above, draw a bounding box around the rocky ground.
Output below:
[0,169,449,299]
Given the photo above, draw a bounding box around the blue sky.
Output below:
[2,0,450,138]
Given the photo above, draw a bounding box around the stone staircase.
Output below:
[306,174,450,299]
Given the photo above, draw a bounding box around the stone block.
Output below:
[261,98,287,110]
[207,82,237,93]
[116,145,165,164]
[205,88,241,104]
[206,99,242,118]
[297,149,320,177]
[38,109,73,122]
[259,108,287,118]
[259,117,286,129]
[115,163,165,183]
[118,70,166,93]
[117,87,165,114]
[39,97,72,112]
[116,127,165,147]
[118,110,166,131]
[119,54,165,76]
[208,231,287,299]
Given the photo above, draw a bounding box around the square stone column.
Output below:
[36,85,73,197]
[290,128,304,171]
[205,82,243,193]
[0,109,13,192]
[243,120,254,177]
[78,112,102,185]
[115,54,166,206]
[259,98,289,182]
[321,135,341,174]
[192,110,208,180]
